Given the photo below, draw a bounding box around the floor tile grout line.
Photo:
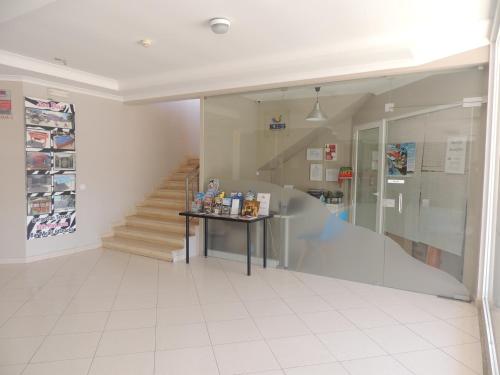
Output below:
[17,250,106,374]
[0,255,76,330]
[84,252,132,375]
[216,258,289,372]
[188,258,222,375]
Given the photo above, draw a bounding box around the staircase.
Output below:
[102,158,199,261]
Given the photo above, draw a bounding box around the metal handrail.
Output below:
[185,165,200,212]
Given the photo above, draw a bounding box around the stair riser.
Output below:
[161,183,185,190]
[102,240,173,262]
[142,201,185,210]
[151,191,185,199]
[136,209,184,222]
[126,220,189,234]
[114,231,184,248]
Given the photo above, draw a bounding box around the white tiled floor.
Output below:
[0,248,483,375]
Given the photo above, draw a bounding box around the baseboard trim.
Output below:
[0,241,102,264]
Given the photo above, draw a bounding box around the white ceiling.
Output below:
[0,0,492,102]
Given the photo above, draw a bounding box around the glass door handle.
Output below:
[398,193,403,214]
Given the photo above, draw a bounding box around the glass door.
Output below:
[382,105,479,298]
[353,125,382,233]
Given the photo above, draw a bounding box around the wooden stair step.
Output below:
[141,198,185,210]
[162,180,185,188]
[136,206,184,221]
[151,189,185,199]
[126,215,194,235]
[114,225,185,247]
[102,237,174,261]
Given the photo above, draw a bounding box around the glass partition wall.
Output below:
[203,67,488,299]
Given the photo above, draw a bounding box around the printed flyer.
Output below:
[386,142,416,176]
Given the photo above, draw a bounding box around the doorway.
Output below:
[353,103,480,287]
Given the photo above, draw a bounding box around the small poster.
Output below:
[27,212,76,239]
[0,89,12,117]
[307,148,323,161]
[257,193,271,216]
[325,144,337,161]
[26,129,51,149]
[386,142,416,176]
[445,136,467,174]
[269,115,286,130]
[242,200,260,217]
[326,168,339,182]
[310,163,323,181]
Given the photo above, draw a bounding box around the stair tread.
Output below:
[127,215,185,225]
[103,236,177,252]
[114,225,186,240]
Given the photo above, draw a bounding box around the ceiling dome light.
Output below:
[306,87,328,122]
[139,39,153,48]
[210,18,231,34]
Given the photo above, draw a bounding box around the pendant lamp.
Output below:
[306,86,328,121]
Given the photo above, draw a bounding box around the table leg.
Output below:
[204,218,208,257]
[247,222,251,276]
[185,216,190,264]
[263,219,267,268]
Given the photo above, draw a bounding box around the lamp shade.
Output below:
[306,99,328,121]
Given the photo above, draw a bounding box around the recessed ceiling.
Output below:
[0,0,492,102]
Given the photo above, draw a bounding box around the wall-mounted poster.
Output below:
[27,175,52,193]
[326,168,339,182]
[54,174,76,192]
[269,115,286,130]
[445,136,467,174]
[54,152,76,171]
[25,97,76,240]
[26,129,51,149]
[310,163,323,181]
[0,89,12,117]
[386,142,416,176]
[27,196,51,216]
[26,151,51,171]
[53,130,75,150]
[325,144,337,161]
[307,148,323,161]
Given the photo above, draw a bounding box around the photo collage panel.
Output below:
[25,97,77,239]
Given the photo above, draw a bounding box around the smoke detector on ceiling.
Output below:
[210,18,231,34]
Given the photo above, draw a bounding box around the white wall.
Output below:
[0,81,200,261]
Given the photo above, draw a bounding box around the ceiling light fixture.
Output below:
[139,39,153,48]
[210,18,231,34]
[306,87,328,122]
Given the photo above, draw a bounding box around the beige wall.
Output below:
[0,81,200,260]
[204,95,259,182]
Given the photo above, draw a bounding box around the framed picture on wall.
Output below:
[54,194,76,212]
[26,151,51,171]
[307,148,323,161]
[26,129,51,149]
[53,130,75,150]
[27,175,52,193]
[325,143,337,161]
[53,174,76,192]
[54,152,76,171]
[27,196,51,216]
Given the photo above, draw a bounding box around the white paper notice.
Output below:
[257,193,271,216]
[445,136,467,174]
[306,148,323,161]
[310,164,323,181]
[325,168,339,182]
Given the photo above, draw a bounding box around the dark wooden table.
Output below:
[179,211,274,275]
